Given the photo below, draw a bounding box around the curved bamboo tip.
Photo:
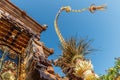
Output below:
[89,4,107,13]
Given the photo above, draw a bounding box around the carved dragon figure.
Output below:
[54,4,106,80]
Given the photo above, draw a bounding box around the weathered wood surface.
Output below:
[0,0,45,35]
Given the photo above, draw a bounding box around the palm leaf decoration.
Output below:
[58,37,93,64]
[54,5,105,79]
[54,37,95,78]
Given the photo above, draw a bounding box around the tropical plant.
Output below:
[100,58,120,80]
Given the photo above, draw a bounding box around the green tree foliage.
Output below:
[100,58,120,80]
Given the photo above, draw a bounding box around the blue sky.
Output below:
[11,0,120,76]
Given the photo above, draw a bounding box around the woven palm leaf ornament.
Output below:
[54,4,106,80]
[54,4,106,48]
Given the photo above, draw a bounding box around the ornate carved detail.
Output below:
[0,60,17,80]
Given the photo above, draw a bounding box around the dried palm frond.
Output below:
[58,37,94,64]
[54,37,94,79]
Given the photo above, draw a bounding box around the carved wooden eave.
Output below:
[0,0,53,56]
[43,47,54,57]
[0,19,31,54]
[0,0,46,35]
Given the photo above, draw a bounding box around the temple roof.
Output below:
[0,0,54,56]
[0,0,46,35]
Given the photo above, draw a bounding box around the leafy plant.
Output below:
[100,58,120,80]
